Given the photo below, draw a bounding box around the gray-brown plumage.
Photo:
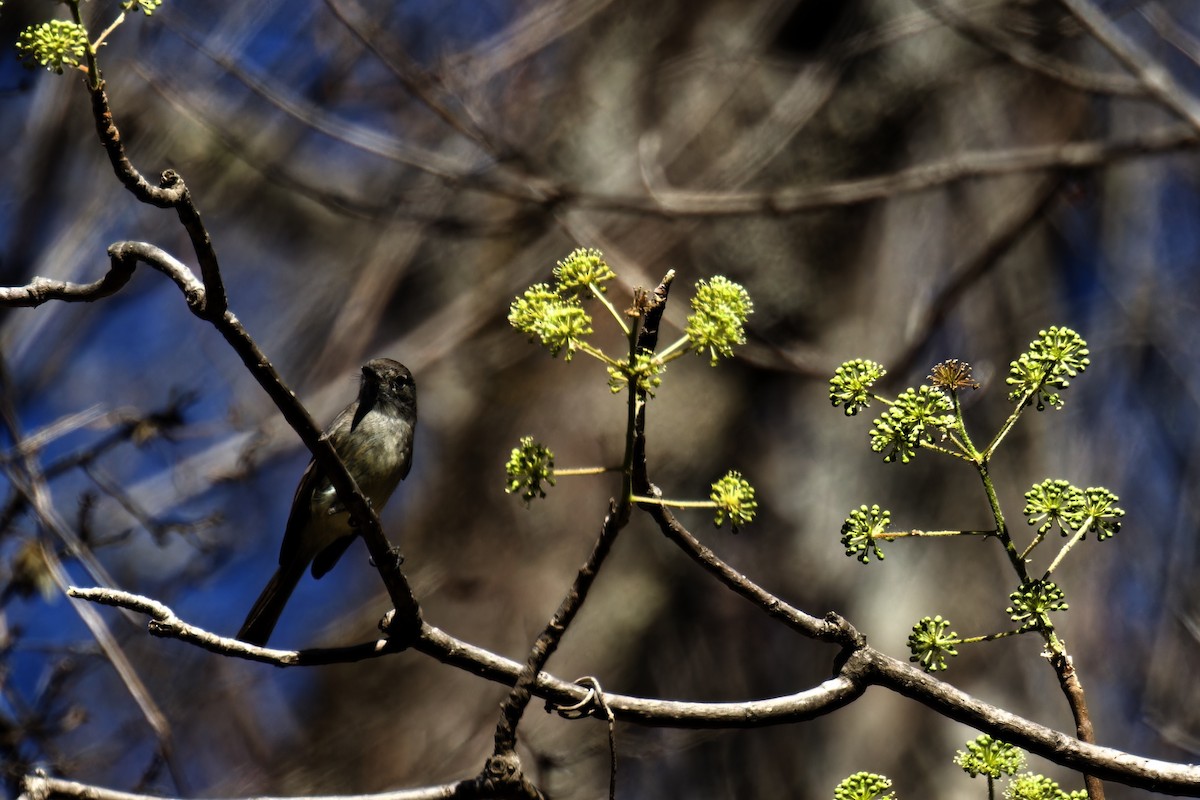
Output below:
[238,359,416,646]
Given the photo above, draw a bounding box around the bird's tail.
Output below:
[237,561,307,646]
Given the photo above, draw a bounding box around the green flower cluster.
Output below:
[839,739,1084,799]
[122,0,163,14]
[829,359,886,416]
[833,772,895,800]
[710,470,757,532]
[17,0,166,77]
[1024,480,1123,540]
[508,248,619,359]
[955,735,1025,779]
[869,386,954,463]
[1006,580,1067,631]
[504,436,556,505]
[510,248,751,378]
[507,249,755,521]
[1006,326,1090,410]
[840,504,890,564]
[685,276,753,365]
[907,615,960,672]
[17,20,88,74]
[1005,773,1086,800]
[553,247,617,295]
[607,350,664,396]
[509,282,595,361]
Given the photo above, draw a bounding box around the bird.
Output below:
[237,358,417,646]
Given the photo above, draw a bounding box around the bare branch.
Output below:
[322,0,498,154]
[61,585,1200,794]
[635,124,1199,216]
[913,0,1144,96]
[1058,0,1200,134]
[20,773,467,800]
[1,239,423,638]
[85,82,227,315]
[0,257,136,307]
[69,587,406,666]
[1143,3,1200,70]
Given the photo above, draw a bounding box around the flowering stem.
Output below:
[984,389,1034,460]
[577,340,625,370]
[629,496,716,510]
[619,317,640,499]
[959,629,1022,644]
[91,11,127,51]
[919,440,975,461]
[66,0,103,89]
[1042,516,1094,579]
[555,466,615,477]
[949,390,982,462]
[591,283,630,336]
[873,528,994,541]
[1018,530,1049,562]
[977,464,1029,582]
[655,335,691,362]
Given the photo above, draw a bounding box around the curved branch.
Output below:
[632,124,1199,216]
[85,81,227,315]
[913,0,1143,96]
[4,241,423,639]
[865,650,1200,793]
[0,256,136,306]
[66,584,1200,794]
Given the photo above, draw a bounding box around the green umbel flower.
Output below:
[1007,580,1067,631]
[1005,773,1085,800]
[17,20,89,74]
[1006,327,1090,410]
[830,359,886,416]
[869,386,954,463]
[710,470,757,532]
[122,0,163,14]
[504,437,556,505]
[508,283,593,360]
[833,772,895,800]
[553,247,616,295]
[955,735,1025,779]
[685,276,753,365]
[908,615,960,672]
[840,504,890,564]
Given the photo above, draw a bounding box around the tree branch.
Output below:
[1,240,423,639]
[85,80,227,316]
[913,0,1143,96]
[56,586,1200,794]
[1058,0,1200,134]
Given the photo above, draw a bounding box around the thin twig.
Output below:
[634,127,1199,217]
[913,0,1143,96]
[1058,0,1200,134]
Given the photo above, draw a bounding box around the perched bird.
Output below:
[238,358,416,646]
